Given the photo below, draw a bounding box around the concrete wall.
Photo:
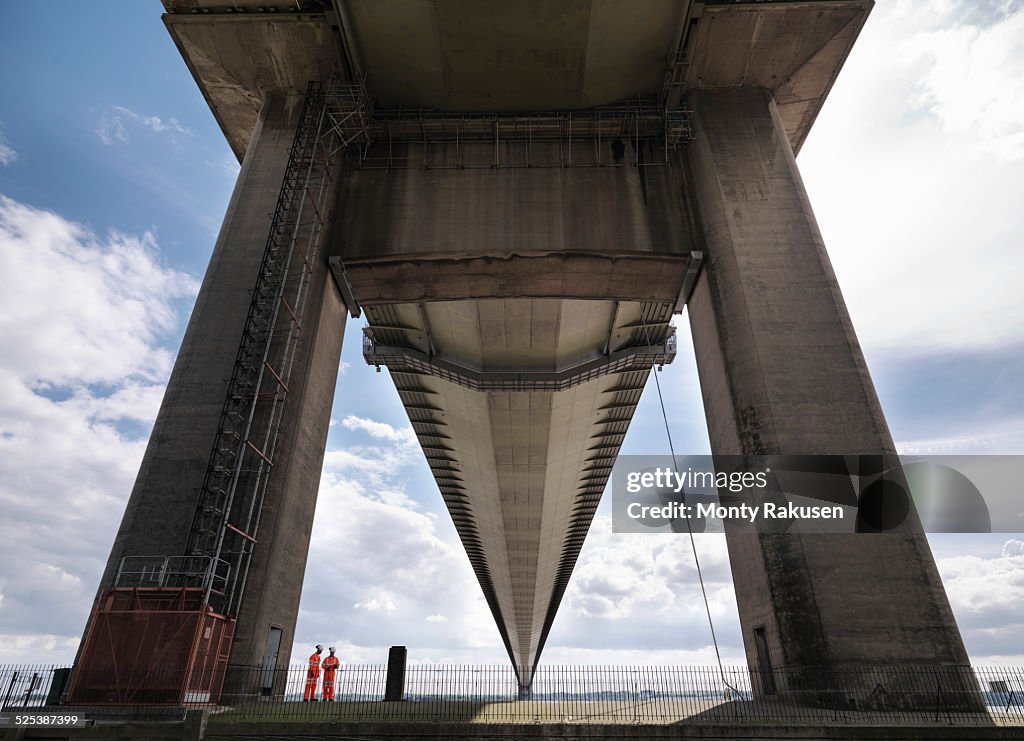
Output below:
[684,87,970,677]
[334,141,698,262]
[331,141,702,306]
[86,94,347,671]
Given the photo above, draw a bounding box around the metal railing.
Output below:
[363,327,677,392]
[326,80,695,170]
[114,555,229,594]
[2,664,1022,726]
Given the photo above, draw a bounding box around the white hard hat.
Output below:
[315,644,323,650]
[329,646,336,652]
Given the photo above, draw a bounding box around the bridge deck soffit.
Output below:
[364,298,674,680]
[162,0,871,159]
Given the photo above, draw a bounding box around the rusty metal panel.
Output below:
[69,588,234,705]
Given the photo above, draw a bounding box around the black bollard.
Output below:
[384,646,407,702]
[46,668,72,706]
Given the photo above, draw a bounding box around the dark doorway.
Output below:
[259,626,283,696]
[753,626,777,695]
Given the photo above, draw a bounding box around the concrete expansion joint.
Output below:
[347,250,692,265]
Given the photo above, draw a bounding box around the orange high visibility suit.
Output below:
[303,651,322,701]
[322,654,341,701]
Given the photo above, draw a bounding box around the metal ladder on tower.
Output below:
[186,81,341,618]
[183,76,374,618]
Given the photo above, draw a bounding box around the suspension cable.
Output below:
[640,318,731,690]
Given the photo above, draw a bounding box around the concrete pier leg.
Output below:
[684,88,972,699]
[84,94,347,672]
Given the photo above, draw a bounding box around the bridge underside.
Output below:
[332,134,697,681]
[78,0,974,708]
[363,297,674,680]
[153,0,878,678]
[163,0,872,158]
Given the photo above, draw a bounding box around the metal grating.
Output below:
[363,329,676,393]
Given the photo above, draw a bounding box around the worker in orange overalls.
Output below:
[303,644,323,701]
[322,647,341,701]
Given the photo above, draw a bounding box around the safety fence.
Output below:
[1,664,1022,726]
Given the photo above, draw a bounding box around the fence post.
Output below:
[1,672,18,710]
[933,669,949,724]
[21,675,38,708]
[384,646,406,701]
[181,708,210,740]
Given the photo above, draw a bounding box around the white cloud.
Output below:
[1002,539,1024,558]
[0,195,197,661]
[318,415,424,491]
[354,595,399,613]
[0,634,81,665]
[895,416,1024,455]
[0,124,16,166]
[139,115,191,137]
[0,196,196,385]
[541,518,742,662]
[95,113,128,146]
[223,153,239,172]
[899,4,1024,159]
[96,106,192,146]
[341,415,417,444]
[800,0,1024,352]
[940,550,1024,613]
[934,540,1024,662]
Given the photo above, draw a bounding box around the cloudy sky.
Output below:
[0,1,1022,670]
